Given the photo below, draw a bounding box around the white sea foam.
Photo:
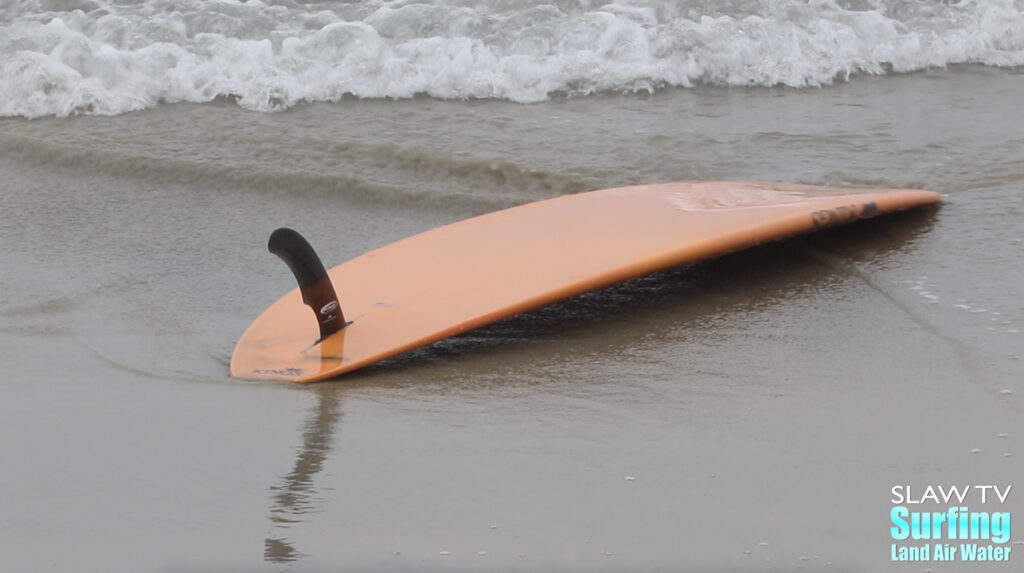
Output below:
[2,0,1024,117]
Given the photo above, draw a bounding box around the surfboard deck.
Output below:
[231,181,941,382]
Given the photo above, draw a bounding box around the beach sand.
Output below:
[1,66,1022,571]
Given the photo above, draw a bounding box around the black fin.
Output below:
[268,228,347,342]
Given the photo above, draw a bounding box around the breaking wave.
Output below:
[3,0,1023,117]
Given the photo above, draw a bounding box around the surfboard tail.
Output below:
[267,228,347,342]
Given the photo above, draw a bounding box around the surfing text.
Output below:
[889,485,1013,563]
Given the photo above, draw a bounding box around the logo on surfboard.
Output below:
[320,301,339,315]
[810,202,878,228]
[252,367,304,377]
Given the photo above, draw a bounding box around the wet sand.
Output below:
[1,66,1022,571]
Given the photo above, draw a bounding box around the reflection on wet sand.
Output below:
[264,386,344,564]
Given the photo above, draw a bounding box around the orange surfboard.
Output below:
[231,181,941,382]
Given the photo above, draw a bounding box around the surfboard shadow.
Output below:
[343,205,941,382]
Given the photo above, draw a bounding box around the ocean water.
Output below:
[3,0,1024,116]
[2,1,1024,572]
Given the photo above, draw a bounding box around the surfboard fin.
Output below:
[268,228,348,342]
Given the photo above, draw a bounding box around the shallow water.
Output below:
[2,63,1023,571]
